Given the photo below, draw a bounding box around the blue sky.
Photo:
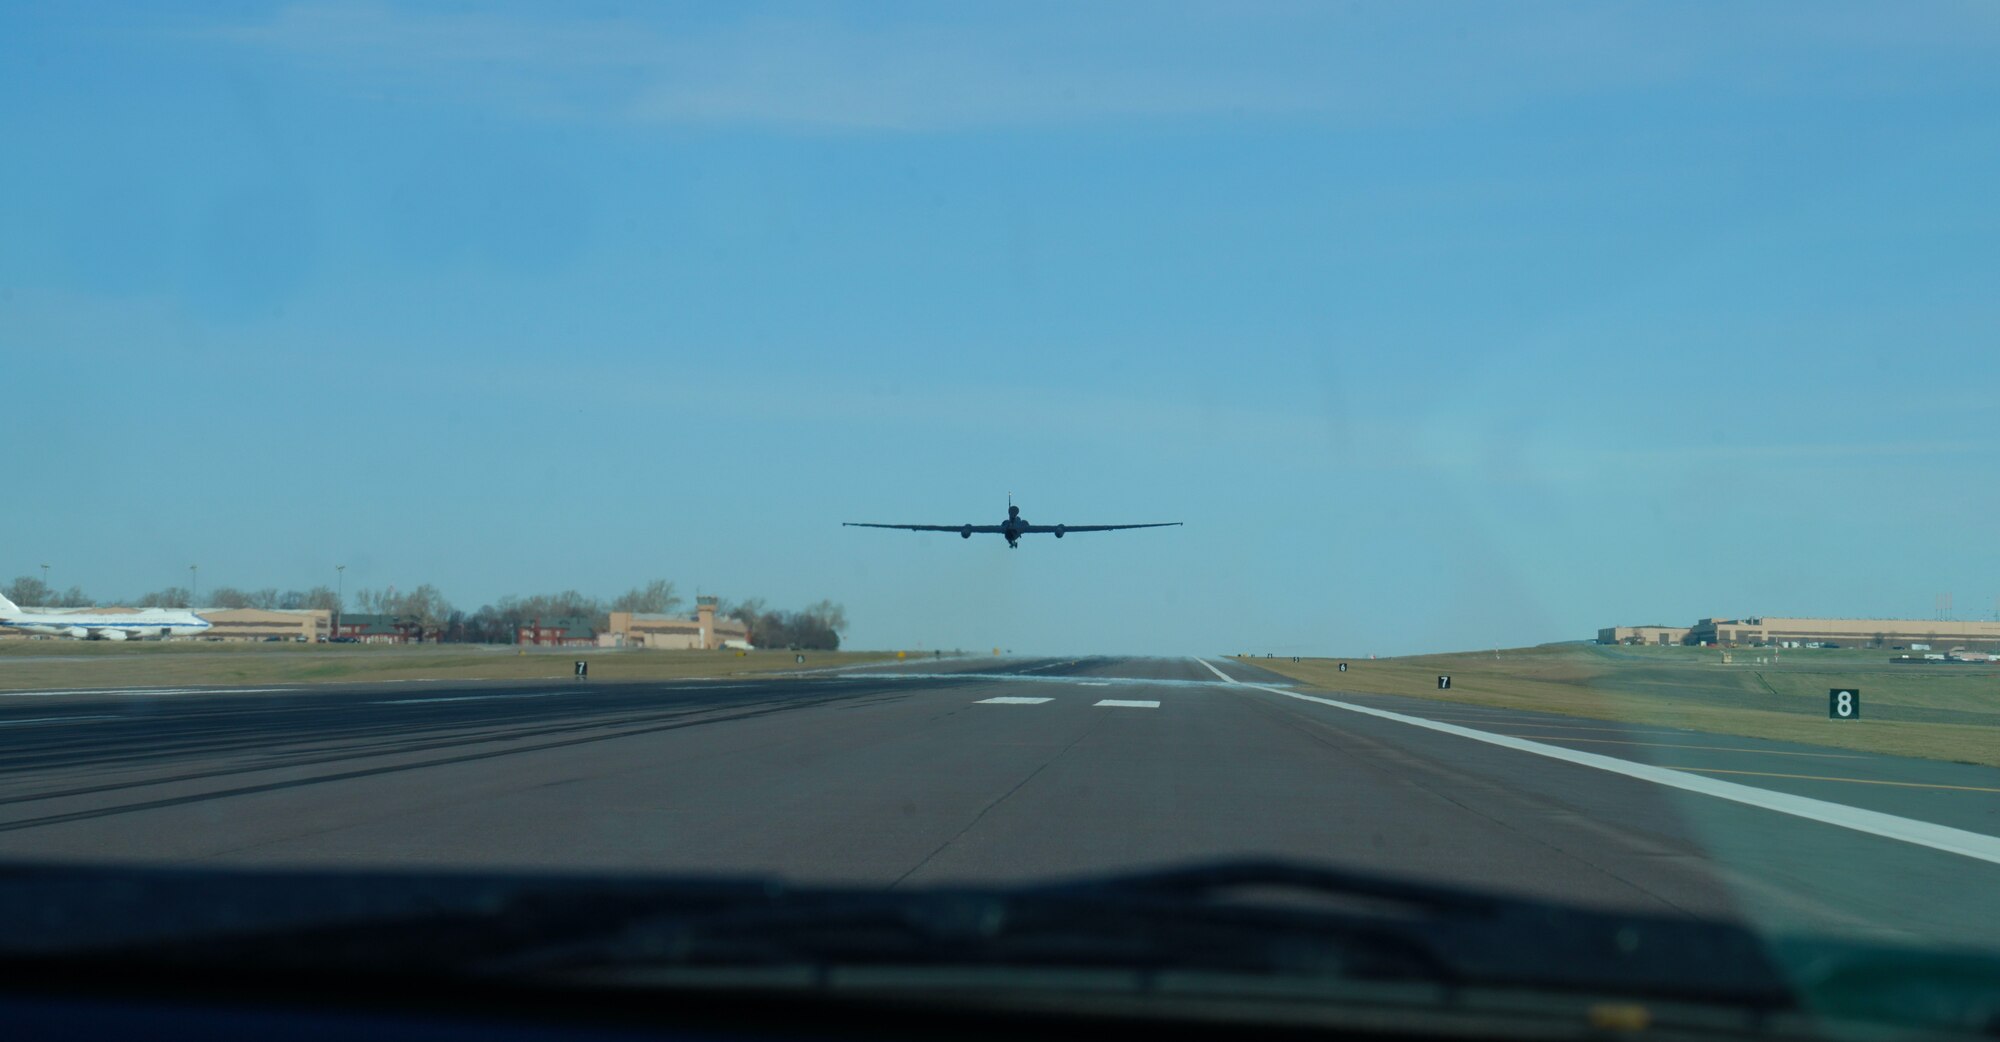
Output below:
[4,2,1998,655]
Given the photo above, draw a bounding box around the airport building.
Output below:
[1600,617,2000,649]
[604,597,751,650]
[517,617,597,648]
[1596,625,1693,646]
[332,613,435,643]
[1688,617,2000,649]
[199,607,330,642]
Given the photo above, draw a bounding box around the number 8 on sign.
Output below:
[1828,689,1859,720]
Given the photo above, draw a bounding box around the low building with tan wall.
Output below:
[606,597,751,650]
[1597,625,1693,646]
[194,607,330,642]
[1689,617,2000,649]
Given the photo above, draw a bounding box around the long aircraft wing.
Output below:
[843,523,1007,532]
[1020,523,1182,533]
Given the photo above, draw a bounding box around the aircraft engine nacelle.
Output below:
[66,626,89,640]
[102,629,129,641]
[1054,525,1066,538]
[961,525,973,539]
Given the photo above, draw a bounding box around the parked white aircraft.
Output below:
[0,593,211,640]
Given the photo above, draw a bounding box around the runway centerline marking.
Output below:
[1503,735,1870,758]
[1193,660,2000,869]
[975,696,1054,705]
[1094,700,1160,708]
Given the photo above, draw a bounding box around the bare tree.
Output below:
[804,599,849,635]
[398,584,454,636]
[135,587,192,608]
[206,587,255,609]
[495,591,603,623]
[293,586,341,612]
[725,597,845,650]
[2,576,53,607]
[610,580,682,615]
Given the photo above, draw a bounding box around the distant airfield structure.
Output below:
[1600,617,2000,650]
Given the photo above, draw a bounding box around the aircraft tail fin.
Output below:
[0,591,18,615]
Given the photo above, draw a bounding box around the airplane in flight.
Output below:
[845,496,1181,549]
[0,593,212,640]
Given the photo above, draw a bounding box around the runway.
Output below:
[2,655,1996,948]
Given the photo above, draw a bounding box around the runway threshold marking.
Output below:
[1195,660,2000,869]
[976,696,1054,705]
[1094,700,1160,708]
[1504,735,1870,759]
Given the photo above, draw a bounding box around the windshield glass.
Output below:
[5,2,1999,1035]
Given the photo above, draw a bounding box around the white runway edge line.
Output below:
[1194,660,2000,869]
[1192,658,1238,683]
[373,692,571,706]
[0,687,297,698]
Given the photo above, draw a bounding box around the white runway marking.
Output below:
[0,687,295,698]
[1094,700,1159,708]
[0,714,124,726]
[845,672,1269,691]
[373,692,569,706]
[975,696,1054,705]
[1191,657,1238,683]
[1206,667,2000,869]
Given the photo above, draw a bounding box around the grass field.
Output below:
[1238,643,2000,768]
[0,641,923,691]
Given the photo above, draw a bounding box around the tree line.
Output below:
[2,576,848,650]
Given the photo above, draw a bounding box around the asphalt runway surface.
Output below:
[3,656,1997,947]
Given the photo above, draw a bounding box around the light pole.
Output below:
[39,564,48,599]
[189,564,198,608]
[336,564,345,640]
